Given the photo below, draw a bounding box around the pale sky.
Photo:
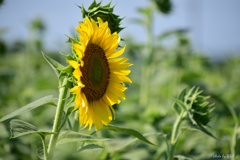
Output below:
[1,0,240,57]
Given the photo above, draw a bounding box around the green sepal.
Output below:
[81,0,124,33]
[66,35,79,44]
[173,88,189,114]
[58,65,74,83]
[102,125,155,145]
[88,0,100,10]
[60,65,73,74]
[60,52,75,61]
[10,119,55,138]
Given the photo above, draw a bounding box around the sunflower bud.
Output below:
[81,0,124,33]
[153,0,172,14]
[175,87,215,127]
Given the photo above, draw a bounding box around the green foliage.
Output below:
[0,95,55,122]
[102,125,155,145]
[0,0,240,160]
[10,119,55,138]
[56,131,108,146]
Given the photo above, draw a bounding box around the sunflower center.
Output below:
[81,43,110,102]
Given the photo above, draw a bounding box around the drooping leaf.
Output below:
[102,125,155,145]
[56,130,108,146]
[0,95,55,122]
[195,122,218,140]
[10,119,55,138]
[182,124,217,140]
[106,132,162,153]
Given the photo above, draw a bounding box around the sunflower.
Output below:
[68,17,132,131]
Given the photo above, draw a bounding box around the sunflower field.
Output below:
[0,0,240,160]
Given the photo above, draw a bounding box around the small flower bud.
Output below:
[175,87,215,126]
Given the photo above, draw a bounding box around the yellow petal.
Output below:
[107,45,125,58]
[68,60,80,69]
[70,85,80,93]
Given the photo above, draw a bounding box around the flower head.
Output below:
[68,17,132,130]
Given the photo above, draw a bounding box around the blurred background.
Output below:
[1,0,240,57]
[0,0,240,159]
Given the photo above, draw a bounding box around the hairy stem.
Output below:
[47,78,68,159]
[168,112,184,160]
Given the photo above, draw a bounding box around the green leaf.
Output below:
[102,125,155,145]
[36,147,44,160]
[60,52,74,61]
[0,95,55,122]
[59,106,75,130]
[105,138,137,153]
[106,132,162,153]
[78,144,103,152]
[42,52,65,77]
[173,88,189,114]
[56,130,108,146]
[174,155,192,160]
[10,119,55,138]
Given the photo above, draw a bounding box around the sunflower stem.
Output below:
[47,78,68,159]
[168,111,184,160]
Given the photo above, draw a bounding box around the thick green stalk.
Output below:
[47,78,68,159]
[168,112,184,160]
